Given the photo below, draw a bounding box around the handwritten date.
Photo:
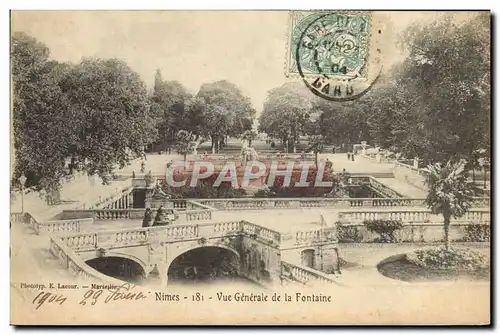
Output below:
[32,292,67,310]
[79,283,147,306]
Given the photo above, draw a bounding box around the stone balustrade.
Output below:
[177,210,213,223]
[394,161,430,176]
[164,224,199,240]
[337,208,490,224]
[60,232,98,251]
[93,186,134,209]
[34,218,94,235]
[280,261,339,286]
[187,200,217,210]
[393,161,428,191]
[59,220,284,255]
[62,207,211,222]
[257,225,282,245]
[295,230,323,245]
[195,197,489,210]
[212,221,242,234]
[93,209,136,220]
[50,236,128,285]
[463,209,490,223]
[11,211,93,236]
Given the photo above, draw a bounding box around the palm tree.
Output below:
[425,160,474,250]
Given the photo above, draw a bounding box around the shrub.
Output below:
[406,247,489,270]
[463,223,490,242]
[335,222,363,243]
[363,219,403,243]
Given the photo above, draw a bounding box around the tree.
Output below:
[306,135,325,168]
[259,82,313,153]
[174,130,196,161]
[196,80,254,153]
[425,160,474,250]
[61,57,158,183]
[152,70,193,150]
[11,32,73,193]
[378,13,490,165]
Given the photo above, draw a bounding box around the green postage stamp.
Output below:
[286,11,372,79]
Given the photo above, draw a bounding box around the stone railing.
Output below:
[92,208,142,220]
[367,177,405,198]
[34,218,95,235]
[177,210,213,223]
[187,199,218,211]
[293,226,337,246]
[49,236,128,285]
[346,198,426,208]
[258,153,316,160]
[241,221,282,246]
[337,208,490,224]
[393,161,429,191]
[60,220,284,255]
[280,261,340,286]
[295,230,323,245]
[61,207,211,223]
[10,211,93,236]
[95,186,134,210]
[195,197,490,210]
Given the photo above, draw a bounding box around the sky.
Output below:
[11,11,455,111]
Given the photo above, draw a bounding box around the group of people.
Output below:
[142,205,173,227]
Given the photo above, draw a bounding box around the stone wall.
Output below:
[239,236,282,287]
[336,222,490,243]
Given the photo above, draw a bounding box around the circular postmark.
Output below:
[291,11,383,101]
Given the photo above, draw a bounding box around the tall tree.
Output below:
[152,72,192,150]
[11,32,73,192]
[61,57,158,183]
[385,13,490,165]
[259,82,313,153]
[196,80,254,153]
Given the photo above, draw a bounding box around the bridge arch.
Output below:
[300,248,316,268]
[83,252,148,284]
[166,243,241,285]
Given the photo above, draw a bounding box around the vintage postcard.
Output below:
[10,10,491,325]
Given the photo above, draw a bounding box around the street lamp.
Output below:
[18,173,27,214]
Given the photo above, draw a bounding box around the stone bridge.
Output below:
[46,219,341,288]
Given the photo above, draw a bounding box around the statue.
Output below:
[142,208,153,227]
[153,205,165,225]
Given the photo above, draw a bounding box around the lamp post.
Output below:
[18,173,27,214]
